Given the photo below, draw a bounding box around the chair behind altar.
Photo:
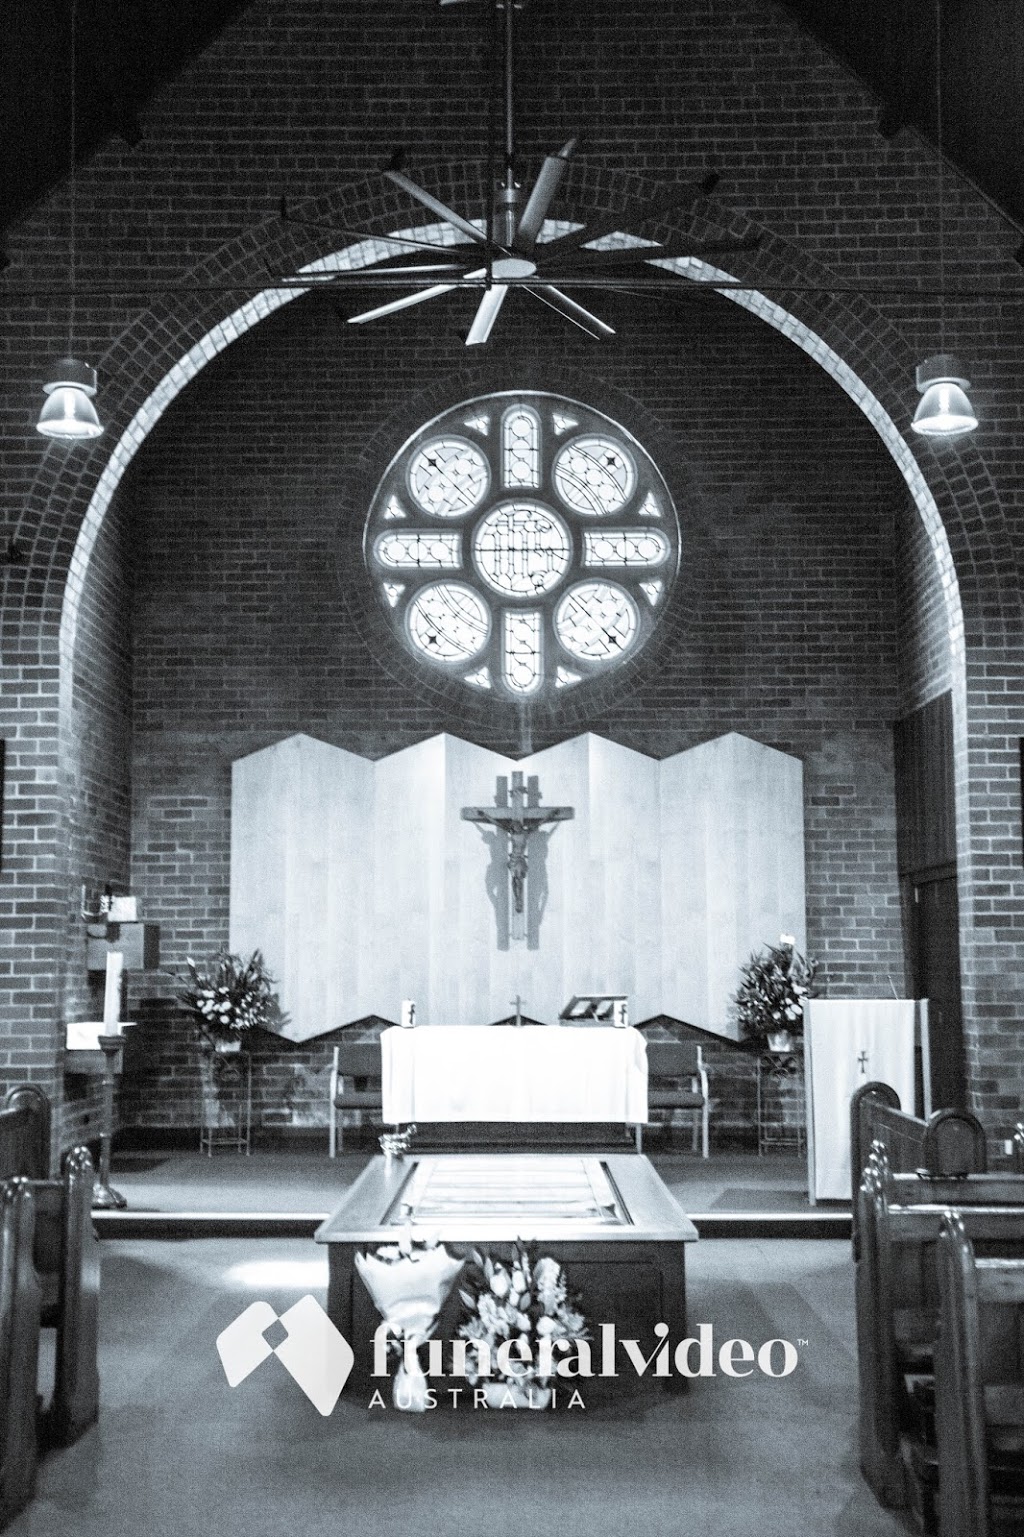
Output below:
[641,1042,710,1157]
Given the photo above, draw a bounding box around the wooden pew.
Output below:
[855,1153,1024,1511]
[849,1081,987,1259]
[0,1085,50,1182]
[933,1212,1024,1537]
[0,1087,100,1446]
[35,1148,100,1444]
[0,1179,41,1528]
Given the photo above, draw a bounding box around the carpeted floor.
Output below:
[11,1234,906,1537]
[108,1149,824,1215]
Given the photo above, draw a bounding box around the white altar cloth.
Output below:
[381,1025,648,1124]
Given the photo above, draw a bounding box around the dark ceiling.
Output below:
[2,0,1021,242]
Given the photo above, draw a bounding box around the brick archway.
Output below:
[7,159,1017,1126]
[8,159,1010,660]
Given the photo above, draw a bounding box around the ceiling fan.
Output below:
[277,0,758,345]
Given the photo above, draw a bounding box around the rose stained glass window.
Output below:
[364,392,679,700]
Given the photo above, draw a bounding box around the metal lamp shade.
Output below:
[911,355,978,438]
[36,358,103,440]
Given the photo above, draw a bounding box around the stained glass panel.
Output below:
[375,531,462,568]
[503,610,542,694]
[407,437,489,518]
[555,582,639,661]
[582,529,670,567]
[473,502,571,596]
[553,436,636,516]
[406,583,489,662]
[502,405,541,489]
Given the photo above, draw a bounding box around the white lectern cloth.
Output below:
[381,1025,648,1124]
[805,999,918,1203]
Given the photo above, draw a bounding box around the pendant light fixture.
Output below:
[37,0,103,441]
[912,0,977,438]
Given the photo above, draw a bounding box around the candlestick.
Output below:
[102,951,124,1031]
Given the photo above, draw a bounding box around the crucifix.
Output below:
[857,1049,869,1077]
[461,772,574,942]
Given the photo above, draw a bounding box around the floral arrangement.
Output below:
[458,1241,588,1396]
[734,933,818,1047]
[177,949,282,1041]
[355,1234,464,1412]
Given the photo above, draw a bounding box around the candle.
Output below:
[103,951,124,1031]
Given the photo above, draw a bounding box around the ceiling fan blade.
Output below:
[514,138,577,251]
[345,281,464,325]
[465,284,510,346]
[526,285,616,340]
[275,263,468,287]
[542,172,720,261]
[278,199,468,256]
[384,170,491,249]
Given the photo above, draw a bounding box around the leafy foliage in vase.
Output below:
[734,934,818,1047]
[178,949,283,1043]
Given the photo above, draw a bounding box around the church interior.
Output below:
[2,0,1024,1532]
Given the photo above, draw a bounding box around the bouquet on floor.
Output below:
[457,1241,589,1407]
[355,1234,464,1411]
[177,949,283,1042]
[734,933,818,1048]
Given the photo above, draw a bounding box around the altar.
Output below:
[315,1152,698,1394]
[380,1025,648,1125]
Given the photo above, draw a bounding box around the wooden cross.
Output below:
[461,772,574,941]
[857,1049,869,1077]
[511,994,524,1028]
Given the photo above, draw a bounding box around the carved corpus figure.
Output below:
[461,772,574,942]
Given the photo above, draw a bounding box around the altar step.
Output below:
[91,1208,851,1240]
[394,1121,637,1151]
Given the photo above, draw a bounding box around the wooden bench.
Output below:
[932,1211,1024,1537]
[328,1043,384,1157]
[637,1041,709,1157]
[850,1081,987,1259]
[0,1086,100,1447]
[0,1178,41,1527]
[855,1151,1024,1511]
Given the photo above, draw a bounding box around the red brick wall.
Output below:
[1,0,1021,1146]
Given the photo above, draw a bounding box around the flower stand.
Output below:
[198,1042,252,1155]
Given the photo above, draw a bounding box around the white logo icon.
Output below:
[216,1295,354,1416]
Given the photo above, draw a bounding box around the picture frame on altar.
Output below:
[559,995,629,1026]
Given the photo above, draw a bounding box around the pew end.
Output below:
[0,1179,41,1527]
[933,1213,1024,1537]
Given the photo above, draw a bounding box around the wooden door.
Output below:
[912,874,966,1111]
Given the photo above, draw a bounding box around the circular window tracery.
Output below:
[365,392,680,701]
[473,502,572,596]
[405,582,490,662]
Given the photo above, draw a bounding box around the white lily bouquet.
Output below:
[354,1235,464,1411]
[458,1241,589,1408]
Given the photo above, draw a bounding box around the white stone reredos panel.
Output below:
[229,731,804,1041]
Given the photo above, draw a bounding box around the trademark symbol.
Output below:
[797,1338,809,1348]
